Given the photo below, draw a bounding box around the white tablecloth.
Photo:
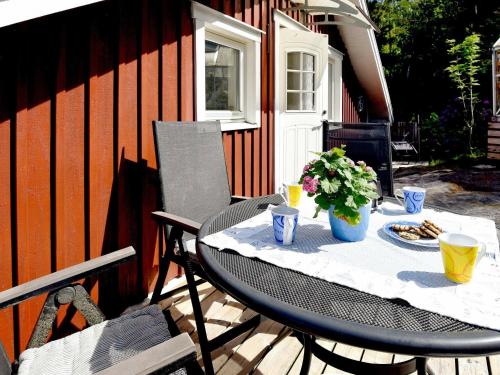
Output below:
[201,198,500,330]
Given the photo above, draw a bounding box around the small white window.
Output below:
[192,2,264,131]
[205,33,244,120]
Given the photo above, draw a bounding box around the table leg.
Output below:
[300,333,314,375]
[416,357,434,375]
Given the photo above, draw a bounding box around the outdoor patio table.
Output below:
[196,194,500,375]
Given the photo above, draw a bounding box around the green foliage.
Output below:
[299,146,379,225]
[368,0,498,125]
[445,34,482,152]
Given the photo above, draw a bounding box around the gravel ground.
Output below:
[392,163,500,236]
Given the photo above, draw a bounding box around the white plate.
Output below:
[383,221,440,248]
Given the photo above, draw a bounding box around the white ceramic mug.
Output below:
[395,186,426,214]
[271,205,299,245]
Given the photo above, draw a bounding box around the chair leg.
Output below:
[416,357,433,375]
[151,225,176,305]
[184,257,215,375]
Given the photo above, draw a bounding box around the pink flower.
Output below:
[357,160,366,168]
[366,166,374,173]
[302,176,319,193]
[303,164,311,172]
[347,158,355,167]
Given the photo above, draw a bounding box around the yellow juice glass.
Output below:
[438,233,485,283]
[285,183,302,208]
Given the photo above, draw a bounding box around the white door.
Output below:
[279,28,329,186]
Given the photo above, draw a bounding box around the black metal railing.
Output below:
[323,121,394,196]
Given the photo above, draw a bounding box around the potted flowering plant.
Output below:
[299,145,379,242]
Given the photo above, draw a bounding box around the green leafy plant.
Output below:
[445,34,482,153]
[299,146,379,225]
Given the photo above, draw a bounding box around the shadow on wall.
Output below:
[50,150,161,340]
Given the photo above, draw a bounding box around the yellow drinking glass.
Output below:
[284,183,302,208]
[438,233,486,283]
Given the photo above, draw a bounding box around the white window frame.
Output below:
[205,32,245,120]
[192,1,264,131]
[328,46,343,122]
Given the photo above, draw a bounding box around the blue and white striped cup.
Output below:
[395,186,426,214]
[271,206,299,245]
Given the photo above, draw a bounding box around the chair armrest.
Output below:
[0,247,136,310]
[231,195,250,204]
[151,211,201,235]
[95,333,196,375]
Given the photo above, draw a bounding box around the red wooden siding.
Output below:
[0,0,362,359]
[15,20,54,353]
[342,81,361,123]
[0,27,14,362]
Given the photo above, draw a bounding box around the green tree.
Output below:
[445,34,482,153]
[368,0,499,159]
[368,0,499,121]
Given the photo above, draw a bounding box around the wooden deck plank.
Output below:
[323,343,364,374]
[156,280,191,311]
[211,306,259,373]
[192,294,255,369]
[361,348,394,364]
[254,331,303,374]
[457,357,489,375]
[175,289,226,335]
[488,355,500,375]
[287,338,334,375]
[216,319,287,374]
[168,282,216,322]
[427,358,456,375]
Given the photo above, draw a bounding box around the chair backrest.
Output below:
[323,122,394,196]
[153,121,232,225]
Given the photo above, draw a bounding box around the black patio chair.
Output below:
[0,247,197,375]
[150,121,261,375]
[323,122,394,196]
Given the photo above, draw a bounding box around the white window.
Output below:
[205,32,244,119]
[327,46,343,122]
[286,51,317,112]
[192,1,263,131]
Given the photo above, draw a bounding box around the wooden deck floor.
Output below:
[158,279,500,375]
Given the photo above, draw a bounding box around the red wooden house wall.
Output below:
[0,0,362,359]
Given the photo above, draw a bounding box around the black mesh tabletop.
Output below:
[196,195,500,357]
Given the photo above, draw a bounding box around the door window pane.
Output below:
[302,73,314,91]
[287,52,301,70]
[303,53,314,71]
[302,93,314,110]
[205,40,241,111]
[287,93,301,110]
[286,51,316,111]
[287,72,301,90]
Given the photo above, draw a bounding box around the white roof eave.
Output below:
[0,0,106,29]
[337,0,393,122]
[288,0,376,31]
